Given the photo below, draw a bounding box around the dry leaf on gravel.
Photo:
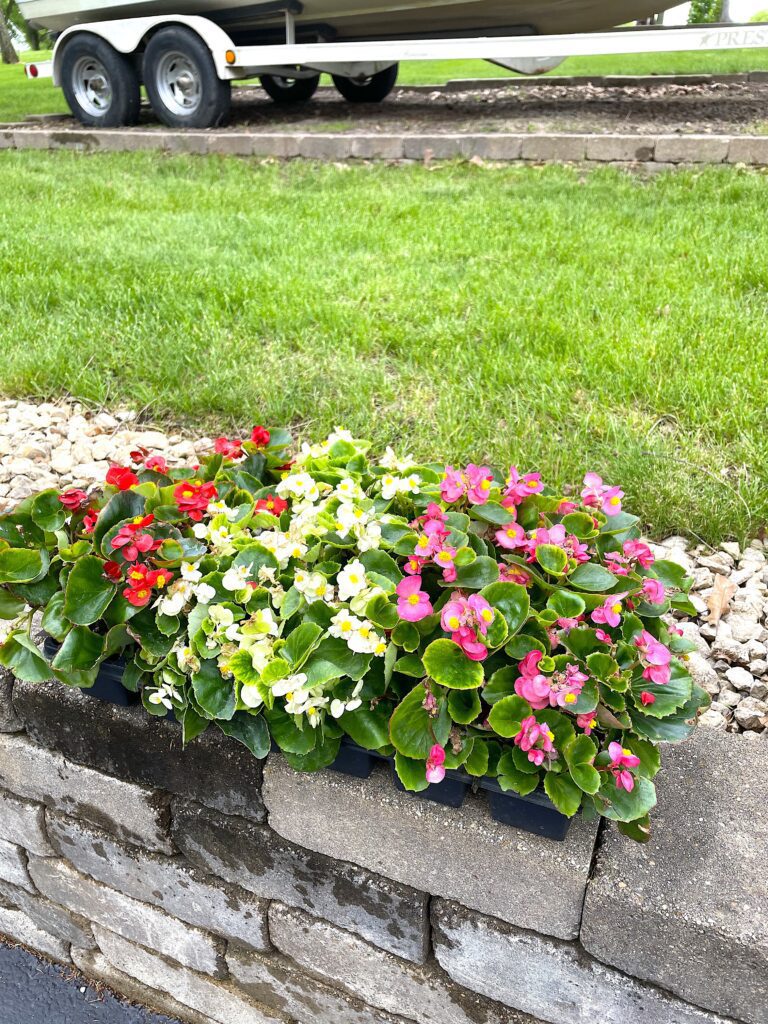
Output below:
[707,574,737,625]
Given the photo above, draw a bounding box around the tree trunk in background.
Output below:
[0,7,18,63]
[719,0,732,21]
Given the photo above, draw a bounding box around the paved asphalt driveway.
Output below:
[0,942,182,1023]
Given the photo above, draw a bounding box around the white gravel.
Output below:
[0,398,765,737]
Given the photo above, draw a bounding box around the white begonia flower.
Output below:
[240,684,263,709]
[356,520,382,552]
[295,571,334,605]
[348,620,385,656]
[209,605,234,627]
[246,638,275,675]
[156,581,192,617]
[275,535,308,565]
[271,673,308,698]
[328,427,354,444]
[337,559,368,602]
[222,564,251,592]
[173,644,200,674]
[224,623,242,643]
[192,522,209,540]
[335,477,363,501]
[180,562,203,583]
[380,473,421,501]
[379,446,416,473]
[148,682,180,711]
[194,582,217,605]
[258,566,278,585]
[329,609,362,643]
[284,687,311,715]
[208,500,239,521]
[276,472,320,503]
[303,695,330,727]
[330,681,364,719]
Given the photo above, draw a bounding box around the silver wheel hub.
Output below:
[72,56,113,117]
[156,52,202,115]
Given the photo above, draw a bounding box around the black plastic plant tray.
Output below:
[329,736,572,840]
[478,777,572,841]
[42,635,138,708]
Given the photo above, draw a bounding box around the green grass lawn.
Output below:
[3,46,768,123]
[1,151,766,545]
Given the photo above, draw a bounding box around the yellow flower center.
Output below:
[481,609,493,622]
[612,603,622,615]
[622,748,632,757]
[609,496,621,506]
[136,589,148,599]
[564,693,577,704]
[437,552,451,563]
[590,719,597,729]
[359,627,370,639]
[341,621,352,631]
[132,516,144,524]
[448,615,460,629]
[182,489,193,498]
[407,594,420,606]
[546,731,554,741]
[285,691,294,701]
[480,479,491,491]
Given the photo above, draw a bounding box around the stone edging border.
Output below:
[3,125,768,166]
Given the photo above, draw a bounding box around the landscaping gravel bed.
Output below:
[0,398,765,738]
[25,79,768,136]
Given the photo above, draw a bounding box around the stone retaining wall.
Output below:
[3,126,768,167]
[0,655,765,1024]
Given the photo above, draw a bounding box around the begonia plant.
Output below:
[0,426,709,840]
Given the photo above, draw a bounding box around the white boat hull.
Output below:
[18,0,680,40]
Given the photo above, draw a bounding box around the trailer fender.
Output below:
[51,15,238,85]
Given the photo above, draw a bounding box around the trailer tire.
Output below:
[144,26,231,129]
[332,64,398,103]
[60,34,140,128]
[260,73,320,103]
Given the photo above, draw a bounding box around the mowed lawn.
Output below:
[1,151,767,545]
[3,46,768,122]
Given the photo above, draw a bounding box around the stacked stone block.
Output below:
[0,667,764,1024]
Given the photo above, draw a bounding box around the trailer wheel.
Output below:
[60,35,140,128]
[144,26,231,129]
[332,64,398,103]
[260,73,320,103]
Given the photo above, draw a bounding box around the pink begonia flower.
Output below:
[452,625,489,661]
[404,556,426,576]
[581,473,624,517]
[465,464,494,506]
[600,486,624,516]
[514,650,552,710]
[608,741,641,792]
[548,663,589,710]
[668,623,683,636]
[640,691,656,706]
[634,629,672,685]
[641,578,666,605]
[557,499,579,515]
[467,594,494,635]
[604,551,631,577]
[499,563,531,586]
[595,629,613,644]
[420,502,447,524]
[396,576,433,622]
[514,715,556,767]
[623,539,655,569]
[441,466,467,504]
[441,594,494,636]
[591,593,628,629]
[495,521,527,550]
[441,594,494,661]
[433,545,457,583]
[577,713,598,736]
[557,616,582,631]
[502,467,544,508]
[425,744,446,784]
